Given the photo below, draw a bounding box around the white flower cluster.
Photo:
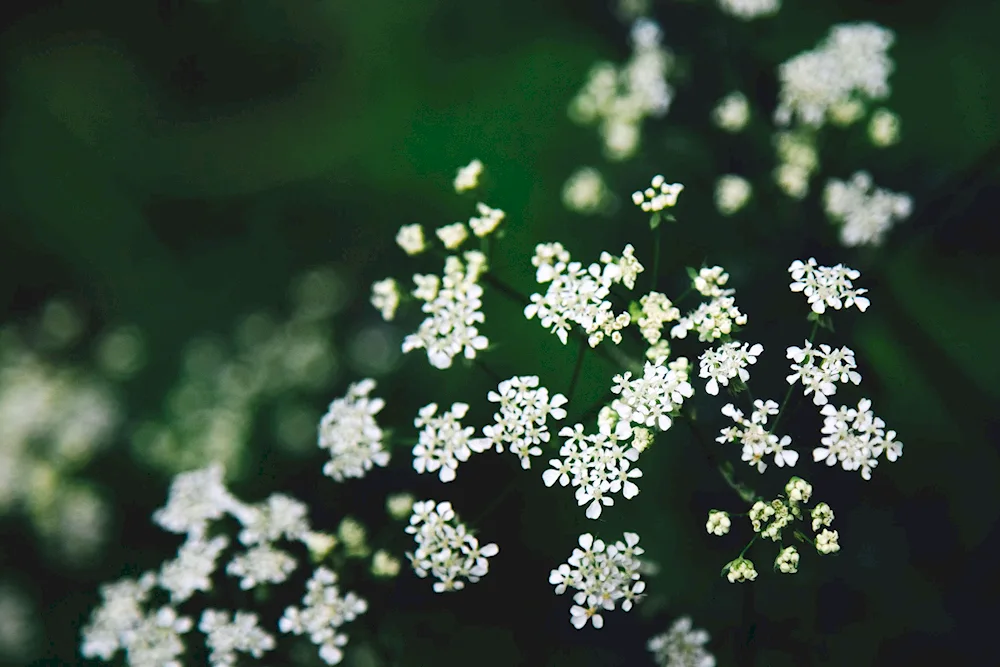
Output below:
[671,268,747,343]
[698,341,763,395]
[543,422,644,519]
[717,400,798,473]
[279,567,368,665]
[816,398,902,479]
[647,616,716,667]
[437,222,469,249]
[712,91,750,132]
[773,130,819,199]
[525,242,638,346]
[200,610,275,667]
[454,159,483,193]
[786,340,862,406]
[726,558,757,583]
[83,465,351,667]
[637,291,681,344]
[823,171,913,247]
[706,510,731,536]
[405,500,499,592]
[549,532,645,629]
[370,277,399,321]
[611,357,694,437]
[632,175,684,212]
[716,0,780,21]
[775,23,896,129]
[396,223,426,256]
[562,167,612,214]
[569,19,674,160]
[469,202,506,238]
[474,375,569,468]
[403,251,489,368]
[318,379,390,482]
[714,175,752,215]
[788,258,870,314]
[413,402,488,482]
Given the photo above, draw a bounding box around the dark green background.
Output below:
[1,0,998,665]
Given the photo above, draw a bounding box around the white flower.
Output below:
[671,294,747,342]
[717,400,798,473]
[785,477,813,504]
[773,131,819,198]
[200,610,275,667]
[775,546,799,573]
[152,464,236,539]
[788,258,870,314]
[371,549,402,578]
[81,573,158,661]
[403,252,489,369]
[706,511,731,536]
[775,23,896,128]
[158,535,229,604]
[120,606,193,667]
[469,202,505,237]
[279,567,367,665]
[413,402,487,482]
[435,222,469,250]
[811,502,834,532]
[815,398,901,479]
[749,499,794,541]
[234,493,310,546]
[525,242,633,347]
[717,0,780,21]
[405,500,499,592]
[715,175,752,215]
[395,223,426,255]
[551,532,645,629]
[712,91,750,132]
[386,493,415,520]
[824,171,912,247]
[816,529,840,554]
[612,357,693,437]
[868,107,901,147]
[698,342,762,396]
[637,292,680,344]
[338,517,369,557]
[786,340,862,405]
[562,167,612,214]
[726,558,757,583]
[226,543,297,589]
[648,616,716,667]
[475,375,568,468]
[454,159,483,193]
[632,175,684,212]
[370,278,400,321]
[318,379,391,482]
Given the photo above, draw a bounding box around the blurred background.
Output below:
[0,0,998,665]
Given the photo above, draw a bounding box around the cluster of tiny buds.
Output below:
[632,175,685,212]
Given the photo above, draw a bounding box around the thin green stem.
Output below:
[769,319,820,435]
[567,339,587,402]
[683,412,758,505]
[651,224,662,292]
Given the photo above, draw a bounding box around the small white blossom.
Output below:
[474,375,568,468]
[785,477,813,504]
[632,175,684,212]
[337,517,370,558]
[717,0,780,21]
[405,500,499,592]
[226,543,297,589]
[712,91,750,132]
[454,159,483,193]
[158,535,229,604]
[788,258,870,314]
[233,493,311,546]
[386,493,415,520]
[550,532,645,629]
[562,167,612,214]
[726,558,757,583]
[773,131,819,199]
[370,278,400,321]
[706,511,731,536]
[413,402,488,482]
[868,107,901,147]
[775,546,799,573]
[670,295,747,342]
[715,175,752,215]
[816,529,840,554]
[811,502,835,532]
[815,398,901,479]
[395,223,426,256]
[403,251,489,369]
[749,499,795,541]
[717,400,798,473]
[648,616,716,667]
[279,567,367,665]
[693,267,732,298]
[469,202,505,237]
[698,341,762,396]
[152,464,236,539]
[435,222,469,250]
[81,573,158,661]
[200,610,275,667]
[611,357,694,438]
[637,292,680,345]
[371,549,402,578]
[120,606,193,667]
[318,379,390,482]
[786,341,862,406]
[824,171,912,247]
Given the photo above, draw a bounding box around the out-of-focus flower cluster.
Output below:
[648,616,716,667]
[823,171,913,247]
